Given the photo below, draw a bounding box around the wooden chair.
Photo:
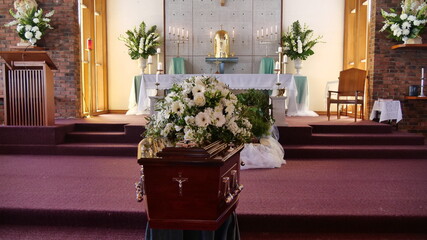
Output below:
[327,68,367,122]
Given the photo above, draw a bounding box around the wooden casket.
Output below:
[137,141,243,231]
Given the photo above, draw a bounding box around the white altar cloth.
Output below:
[127,74,315,116]
[369,99,403,123]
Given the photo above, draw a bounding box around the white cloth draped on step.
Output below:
[241,127,286,170]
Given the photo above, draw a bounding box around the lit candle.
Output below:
[257,30,259,38]
[278,46,282,53]
[186,30,189,39]
[157,48,161,54]
[266,28,269,36]
[283,55,288,63]
[232,29,235,38]
[275,61,280,70]
[87,38,93,50]
[275,25,278,33]
[270,26,273,35]
[168,26,171,34]
[210,31,212,39]
[261,28,263,38]
[147,55,153,64]
[157,62,163,71]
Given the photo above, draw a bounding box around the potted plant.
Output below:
[119,21,160,70]
[4,0,54,46]
[380,0,427,44]
[281,20,322,74]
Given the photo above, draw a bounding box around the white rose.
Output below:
[35,31,42,40]
[195,112,211,127]
[194,93,206,106]
[414,20,421,26]
[31,26,39,32]
[24,31,33,40]
[33,18,40,24]
[402,21,411,29]
[184,116,195,125]
[408,15,416,22]
[402,29,410,35]
[25,25,32,31]
[400,14,408,20]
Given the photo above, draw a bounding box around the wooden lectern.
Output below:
[0,51,57,126]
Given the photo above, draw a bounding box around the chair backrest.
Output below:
[338,68,367,96]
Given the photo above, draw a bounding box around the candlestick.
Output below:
[156,71,159,83]
[420,67,425,97]
[422,67,425,79]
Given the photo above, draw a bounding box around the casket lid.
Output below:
[138,141,243,165]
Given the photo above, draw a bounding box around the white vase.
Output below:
[17,39,31,47]
[294,58,303,75]
[404,36,422,44]
[139,57,147,72]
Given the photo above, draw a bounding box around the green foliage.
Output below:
[237,89,273,138]
[281,20,322,60]
[119,21,160,60]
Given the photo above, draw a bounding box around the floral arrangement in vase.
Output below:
[281,20,322,61]
[4,0,54,46]
[143,76,253,148]
[380,0,427,43]
[119,21,160,60]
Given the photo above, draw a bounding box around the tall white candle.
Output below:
[283,55,288,63]
[210,31,212,39]
[168,26,171,34]
[157,48,161,54]
[147,55,153,64]
[275,61,280,70]
[157,62,163,71]
[278,47,283,53]
[422,67,425,79]
[275,25,278,33]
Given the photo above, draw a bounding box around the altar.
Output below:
[127,74,317,117]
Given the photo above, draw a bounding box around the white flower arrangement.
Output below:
[119,21,160,60]
[4,0,54,45]
[380,0,427,42]
[281,20,322,60]
[144,76,253,146]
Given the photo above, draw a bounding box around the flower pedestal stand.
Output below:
[270,96,288,126]
[137,141,243,231]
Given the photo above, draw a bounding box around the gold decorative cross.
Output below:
[172,172,188,196]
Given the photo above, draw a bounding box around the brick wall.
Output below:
[370,0,427,135]
[0,0,81,119]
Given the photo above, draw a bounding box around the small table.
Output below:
[205,57,238,74]
[369,100,402,123]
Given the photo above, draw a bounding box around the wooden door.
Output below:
[80,0,108,117]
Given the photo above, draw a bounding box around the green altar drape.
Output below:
[259,57,274,74]
[294,75,307,104]
[168,57,186,74]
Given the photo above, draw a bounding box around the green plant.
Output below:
[119,21,160,60]
[380,0,427,42]
[4,3,54,45]
[281,20,322,60]
[237,89,273,138]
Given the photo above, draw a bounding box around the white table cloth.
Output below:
[369,100,403,123]
[127,74,315,116]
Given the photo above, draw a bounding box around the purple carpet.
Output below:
[1,154,426,238]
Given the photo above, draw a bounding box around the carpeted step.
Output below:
[72,123,127,132]
[56,143,138,156]
[65,131,131,143]
[0,143,138,156]
[310,132,425,145]
[283,145,427,159]
[310,124,393,134]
